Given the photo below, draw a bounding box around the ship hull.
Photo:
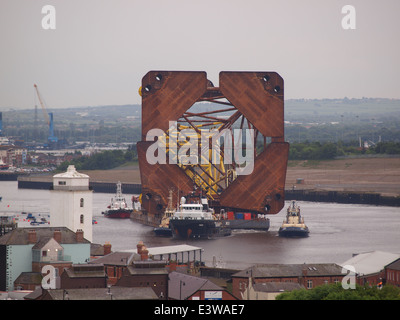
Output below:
[221,219,269,231]
[153,227,173,237]
[278,226,309,237]
[103,209,132,219]
[170,219,231,239]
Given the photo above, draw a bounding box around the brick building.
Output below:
[231,263,344,299]
[0,227,91,291]
[60,264,107,289]
[341,251,400,286]
[168,271,238,300]
[385,258,400,287]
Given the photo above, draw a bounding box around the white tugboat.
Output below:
[278,201,309,237]
[169,193,231,239]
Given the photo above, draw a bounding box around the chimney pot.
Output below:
[76,229,84,243]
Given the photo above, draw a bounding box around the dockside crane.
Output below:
[33,84,58,146]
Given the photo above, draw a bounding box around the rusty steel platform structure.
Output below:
[137,71,289,219]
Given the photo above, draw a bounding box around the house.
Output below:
[0,227,91,291]
[385,258,400,287]
[34,286,159,300]
[89,251,133,285]
[168,271,238,300]
[242,281,304,300]
[231,263,344,299]
[341,251,400,286]
[60,264,107,289]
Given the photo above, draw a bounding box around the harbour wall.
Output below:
[17,178,142,194]
[17,177,400,207]
[285,189,400,207]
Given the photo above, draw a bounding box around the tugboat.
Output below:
[278,201,309,237]
[169,192,231,239]
[153,189,174,237]
[102,181,133,219]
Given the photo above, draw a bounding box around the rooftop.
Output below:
[40,286,158,300]
[53,165,89,179]
[0,227,90,245]
[341,251,400,275]
[233,263,344,278]
[168,271,223,300]
[122,244,203,256]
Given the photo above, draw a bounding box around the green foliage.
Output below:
[287,141,400,160]
[56,145,137,171]
[276,283,400,300]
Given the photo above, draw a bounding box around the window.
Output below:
[80,198,84,207]
[307,280,313,289]
[58,181,66,185]
[80,214,84,224]
[42,250,47,257]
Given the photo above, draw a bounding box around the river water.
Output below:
[1,181,399,270]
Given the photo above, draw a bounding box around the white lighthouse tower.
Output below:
[50,165,93,242]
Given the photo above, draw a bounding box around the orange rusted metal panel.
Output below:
[137,70,288,216]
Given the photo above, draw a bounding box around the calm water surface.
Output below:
[1,181,399,269]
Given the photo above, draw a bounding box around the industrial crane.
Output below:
[33,84,58,146]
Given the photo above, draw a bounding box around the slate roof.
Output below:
[88,251,139,266]
[42,286,158,300]
[0,227,90,245]
[14,272,43,285]
[386,258,400,271]
[232,263,344,278]
[168,271,224,300]
[64,264,106,278]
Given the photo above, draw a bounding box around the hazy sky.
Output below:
[0,0,399,109]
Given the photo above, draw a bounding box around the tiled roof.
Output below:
[43,286,158,300]
[0,227,90,245]
[232,263,344,278]
[386,258,400,271]
[88,251,138,266]
[168,271,223,300]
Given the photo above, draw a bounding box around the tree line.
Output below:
[276,283,400,300]
[56,145,137,171]
[288,141,400,160]
[56,141,399,171]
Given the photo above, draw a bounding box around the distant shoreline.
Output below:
[14,157,400,207]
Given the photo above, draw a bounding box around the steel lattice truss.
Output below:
[137,71,289,217]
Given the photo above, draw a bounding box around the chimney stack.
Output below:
[28,229,37,244]
[76,229,84,243]
[137,241,144,254]
[140,246,149,261]
[53,229,62,243]
[103,242,112,255]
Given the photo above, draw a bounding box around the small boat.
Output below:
[278,201,309,237]
[169,191,231,239]
[102,181,133,219]
[153,189,174,237]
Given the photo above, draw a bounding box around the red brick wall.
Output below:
[386,268,400,287]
